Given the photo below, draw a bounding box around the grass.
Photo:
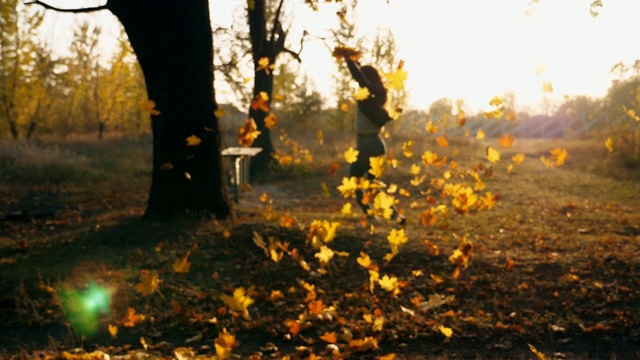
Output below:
[0,131,639,359]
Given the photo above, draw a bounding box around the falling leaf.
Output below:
[256,57,275,75]
[486,147,500,164]
[369,156,386,178]
[528,344,547,360]
[505,111,517,121]
[449,239,473,268]
[384,60,408,91]
[498,133,514,148]
[622,105,640,122]
[135,270,160,296]
[139,99,161,116]
[378,275,400,296]
[250,92,270,112]
[238,118,261,147]
[489,96,503,107]
[317,129,324,145]
[540,148,568,167]
[215,328,238,360]
[173,251,192,273]
[160,162,174,171]
[435,136,449,148]
[340,103,350,112]
[320,332,337,344]
[122,307,145,327]
[315,245,335,266]
[512,153,526,164]
[341,202,355,217]
[541,81,554,93]
[430,274,446,284]
[220,287,254,312]
[214,108,225,118]
[353,87,371,101]
[308,299,326,315]
[186,135,202,147]
[439,325,453,338]
[605,137,613,152]
[108,324,118,337]
[425,120,438,134]
[402,141,414,158]
[357,252,371,268]
[264,113,278,128]
[337,176,358,198]
[476,129,485,140]
[344,146,359,164]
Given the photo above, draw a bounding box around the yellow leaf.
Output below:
[489,96,503,107]
[528,344,547,360]
[214,329,238,360]
[512,153,526,164]
[378,275,400,296]
[402,141,414,158]
[340,103,350,112]
[264,113,277,128]
[368,156,386,178]
[387,228,408,248]
[256,57,274,75]
[372,192,398,220]
[384,61,408,91]
[214,108,225,118]
[108,324,118,338]
[410,164,421,175]
[357,252,371,268]
[315,245,335,266]
[139,99,161,116]
[353,87,370,101]
[344,146,359,164]
[622,105,640,122]
[541,81,554,93]
[238,118,261,147]
[372,316,385,331]
[439,325,453,338]
[430,273,446,284]
[476,129,485,140]
[220,287,254,312]
[185,135,202,147]
[337,176,358,198]
[449,239,473,268]
[480,191,496,210]
[135,270,160,296]
[341,202,355,216]
[498,133,514,148]
[320,331,337,344]
[369,270,379,293]
[173,251,192,273]
[540,147,568,167]
[425,119,438,134]
[421,151,439,166]
[317,130,324,145]
[486,146,500,164]
[605,137,613,152]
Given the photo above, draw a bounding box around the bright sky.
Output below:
[39,0,640,114]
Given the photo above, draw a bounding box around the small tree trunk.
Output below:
[108,0,230,220]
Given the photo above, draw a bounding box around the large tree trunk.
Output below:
[108,0,230,220]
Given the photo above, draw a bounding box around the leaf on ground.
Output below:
[135,270,160,296]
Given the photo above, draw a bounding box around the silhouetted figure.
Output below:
[341,54,404,226]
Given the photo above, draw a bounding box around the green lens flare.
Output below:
[60,281,112,337]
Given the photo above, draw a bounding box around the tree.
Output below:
[30,0,230,220]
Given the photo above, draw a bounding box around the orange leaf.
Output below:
[135,270,160,296]
[320,331,337,344]
[122,307,145,327]
[308,299,326,315]
[498,133,514,148]
[435,136,449,148]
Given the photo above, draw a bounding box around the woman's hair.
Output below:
[361,65,387,106]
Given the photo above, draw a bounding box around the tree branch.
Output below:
[25,0,108,13]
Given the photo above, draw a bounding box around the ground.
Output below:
[0,137,639,359]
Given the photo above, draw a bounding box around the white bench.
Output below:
[221,147,262,203]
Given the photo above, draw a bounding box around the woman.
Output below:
[341,53,404,226]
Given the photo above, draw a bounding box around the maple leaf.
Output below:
[256,56,275,75]
[308,299,326,315]
[498,133,514,148]
[341,202,355,216]
[122,307,145,327]
[489,96,503,107]
[421,151,439,166]
[185,135,202,147]
[476,129,485,140]
[480,191,496,210]
[368,156,386,178]
[337,176,358,198]
[439,325,453,338]
[315,245,335,266]
[238,118,261,147]
[264,113,277,129]
[214,328,238,360]
[250,92,270,112]
[320,331,337,344]
[220,287,254,312]
[173,251,192,273]
[425,119,438,134]
[605,137,614,152]
[135,270,160,296]
[340,103,350,112]
[344,146,359,164]
[449,239,473,268]
[139,99,161,116]
[435,135,449,148]
[485,146,500,164]
[384,61,408,91]
[402,141,414,158]
[540,147,568,167]
[348,337,379,352]
[512,153,526,164]
[387,228,408,252]
[353,87,371,101]
[306,220,339,249]
[541,81,554,93]
[372,192,397,220]
[378,275,400,296]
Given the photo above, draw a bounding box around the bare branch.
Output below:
[25,0,108,13]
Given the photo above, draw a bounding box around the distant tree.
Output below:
[0,0,44,139]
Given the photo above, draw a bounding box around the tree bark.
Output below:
[107,0,230,220]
